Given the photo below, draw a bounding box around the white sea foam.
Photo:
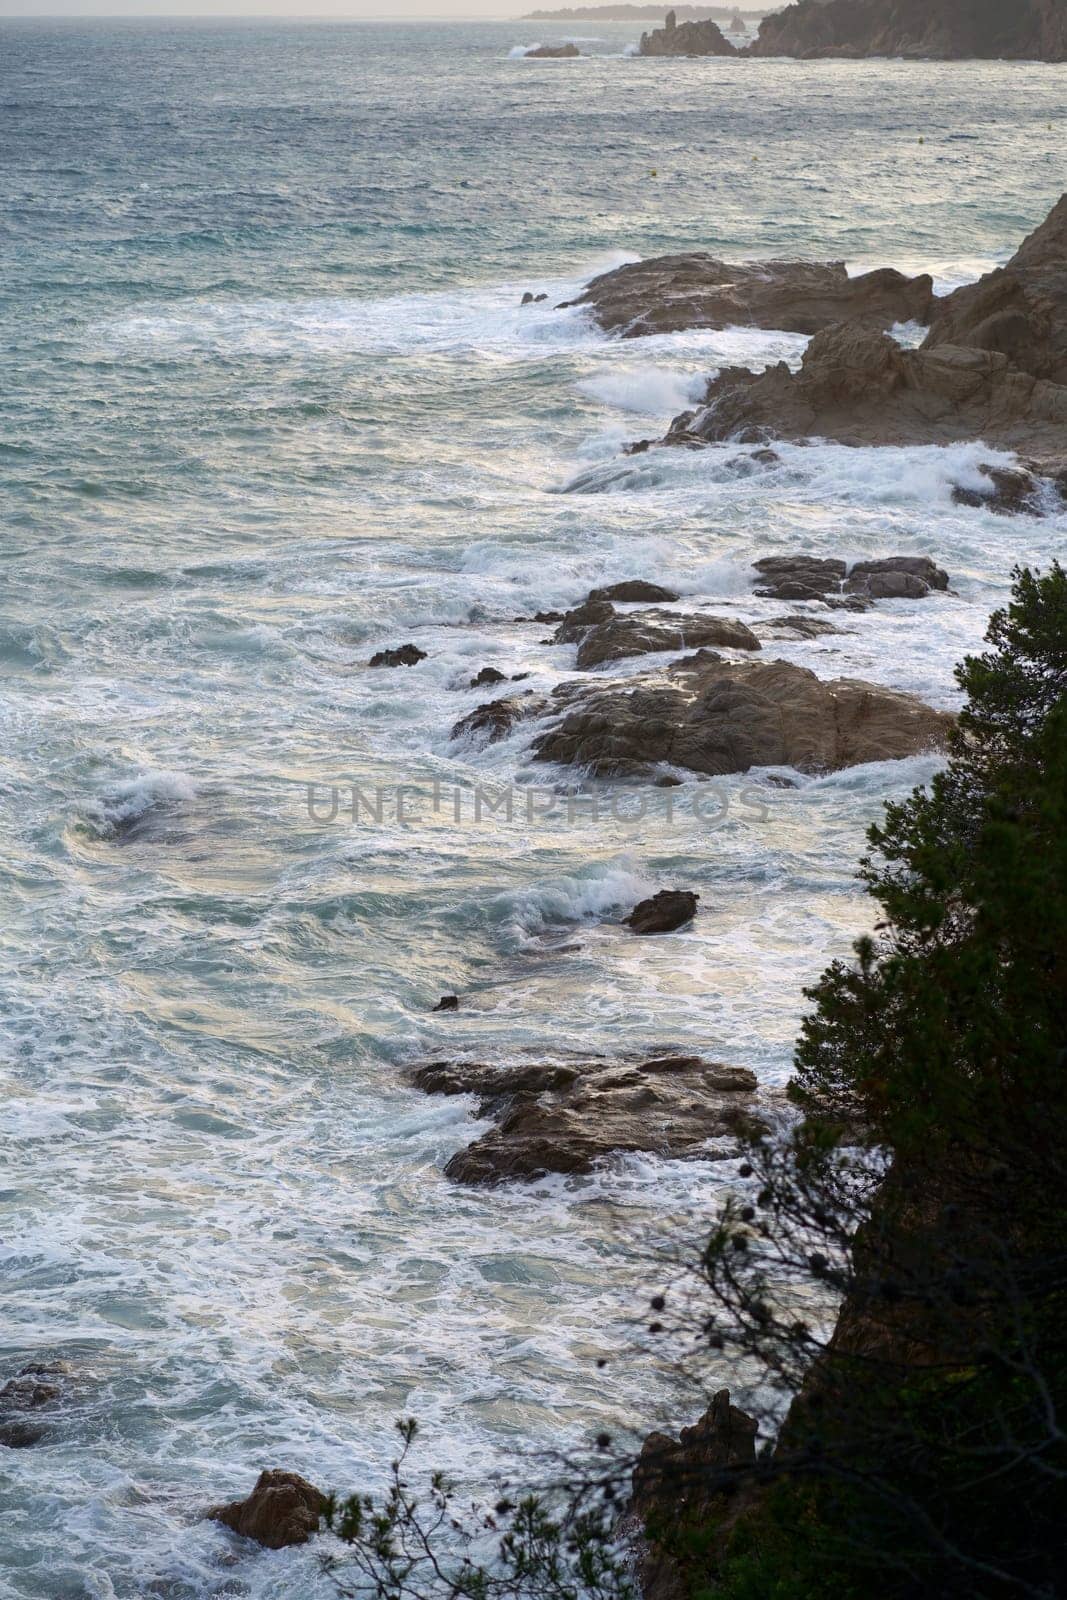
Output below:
[85,768,197,834]
[577,363,709,415]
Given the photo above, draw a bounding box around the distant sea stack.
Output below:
[639,9,738,54]
[748,0,1067,60]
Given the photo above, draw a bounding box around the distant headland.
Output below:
[519,5,766,21]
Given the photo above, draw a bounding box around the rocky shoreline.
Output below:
[638,0,1067,60]
[575,196,1067,512]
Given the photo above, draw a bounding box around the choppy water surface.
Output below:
[1,21,1065,1596]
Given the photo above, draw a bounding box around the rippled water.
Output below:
[1,20,1065,1597]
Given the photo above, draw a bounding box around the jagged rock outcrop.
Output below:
[532,651,954,779]
[748,0,1067,61]
[555,603,761,669]
[629,1390,760,1600]
[667,322,1067,456]
[572,255,933,338]
[368,643,427,668]
[925,194,1067,384]
[209,1469,328,1549]
[414,1056,762,1185]
[640,11,738,54]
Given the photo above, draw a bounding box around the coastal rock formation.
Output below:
[369,643,427,668]
[556,603,761,669]
[639,10,737,55]
[750,553,948,604]
[532,652,953,779]
[209,1469,328,1549]
[630,1390,760,1600]
[573,255,933,338]
[667,323,1067,456]
[414,1056,762,1185]
[925,194,1067,384]
[748,0,1067,61]
[755,613,842,640]
[0,1363,71,1449]
[587,579,680,604]
[624,888,699,934]
[524,41,580,55]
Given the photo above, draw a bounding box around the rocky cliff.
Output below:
[748,0,1067,60]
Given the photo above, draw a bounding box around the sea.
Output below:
[0,18,1064,1597]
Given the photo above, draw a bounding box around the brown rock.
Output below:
[669,321,1067,456]
[927,196,1067,382]
[565,607,761,669]
[415,1056,762,1185]
[209,1469,328,1550]
[624,889,699,935]
[587,579,681,604]
[573,256,932,340]
[369,643,427,668]
[755,613,841,640]
[532,653,954,779]
[451,690,547,747]
[469,666,507,688]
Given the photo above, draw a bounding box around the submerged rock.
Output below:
[524,41,580,56]
[572,255,932,340]
[532,652,954,779]
[470,665,508,687]
[755,614,841,641]
[434,994,459,1012]
[369,643,427,668]
[209,1469,328,1550]
[624,889,699,935]
[415,1055,762,1185]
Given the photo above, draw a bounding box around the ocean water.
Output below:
[1,20,1065,1597]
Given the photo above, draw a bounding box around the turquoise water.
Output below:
[1,21,1065,1597]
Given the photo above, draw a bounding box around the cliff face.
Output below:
[639,9,738,54]
[748,0,1067,60]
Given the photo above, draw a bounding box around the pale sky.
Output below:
[1,0,544,15]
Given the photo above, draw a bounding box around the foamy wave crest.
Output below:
[491,862,653,946]
[85,769,196,837]
[577,363,708,416]
[558,438,1023,505]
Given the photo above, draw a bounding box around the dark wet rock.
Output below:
[470,666,508,687]
[755,613,841,641]
[848,556,949,594]
[512,608,566,624]
[552,596,616,643]
[629,1390,760,1600]
[369,643,427,668]
[521,291,548,304]
[573,255,933,340]
[0,1364,70,1412]
[748,0,1067,60]
[415,1055,763,1185]
[565,607,762,670]
[640,13,737,55]
[667,321,1067,457]
[525,41,580,55]
[587,579,681,605]
[952,463,1050,516]
[433,994,459,1012]
[751,555,847,602]
[624,889,699,935]
[532,652,954,779]
[208,1469,328,1550]
[0,1419,47,1449]
[927,196,1067,381]
[451,690,548,747]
